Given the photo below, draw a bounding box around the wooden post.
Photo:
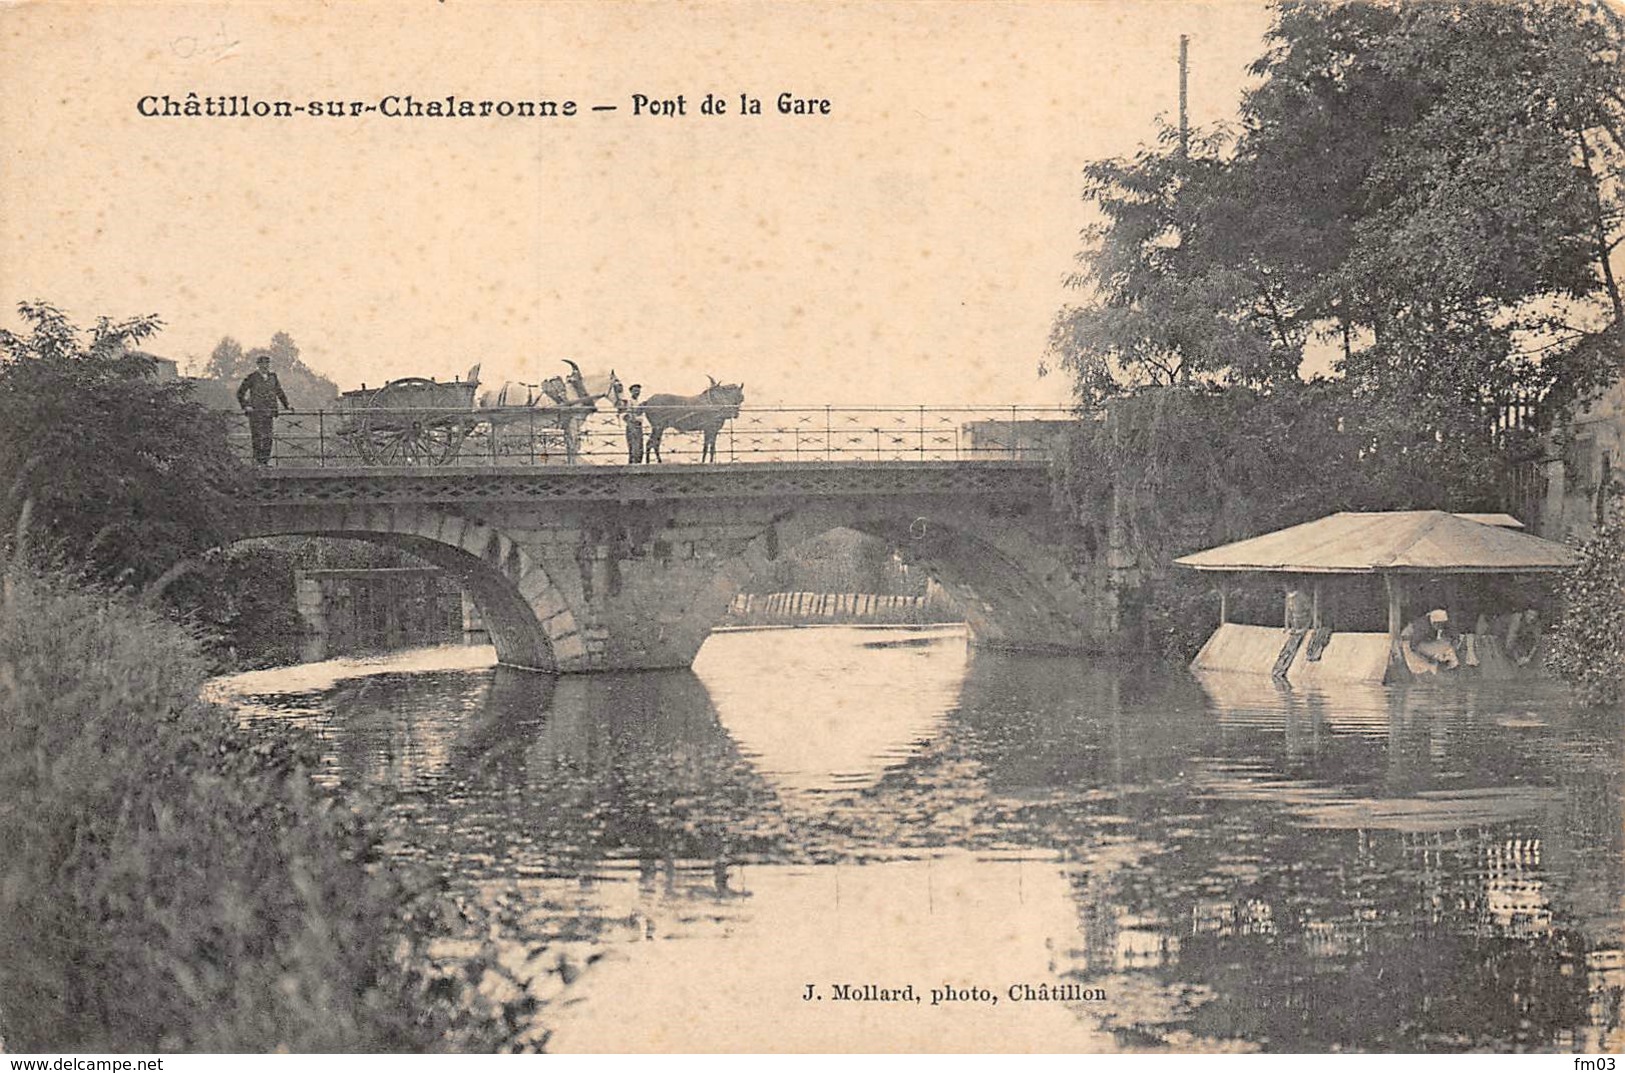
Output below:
[1312,583,1322,630]
[1384,574,1408,681]
[1218,584,1228,625]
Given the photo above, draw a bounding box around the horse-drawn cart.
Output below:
[336,376,480,464]
[335,362,616,465]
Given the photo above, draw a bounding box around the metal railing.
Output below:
[226,405,1079,468]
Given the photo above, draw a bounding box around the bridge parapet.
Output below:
[241,459,1054,505]
[226,405,1079,468]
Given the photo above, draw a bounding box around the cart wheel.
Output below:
[354,378,472,465]
[345,425,383,465]
[357,416,468,465]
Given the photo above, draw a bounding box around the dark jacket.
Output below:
[237,370,291,412]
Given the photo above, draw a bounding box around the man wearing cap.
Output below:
[619,383,646,464]
[236,354,291,465]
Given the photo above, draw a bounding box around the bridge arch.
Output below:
[680,503,1105,659]
[235,505,588,672]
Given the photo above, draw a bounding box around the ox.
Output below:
[643,377,745,464]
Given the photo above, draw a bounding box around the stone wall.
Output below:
[293,566,464,656]
[1541,375,1625,539]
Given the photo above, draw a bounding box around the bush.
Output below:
[0,566,511,1051]
[1546,510,1625,708]
[162,544,307,670]
[0,302,247,590]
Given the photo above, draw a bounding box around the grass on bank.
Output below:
[0,564,514,1052]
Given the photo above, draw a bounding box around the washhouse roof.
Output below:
[1174,511,1578,575]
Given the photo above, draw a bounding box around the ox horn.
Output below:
[707,375,718,387]
[563,358,581,374]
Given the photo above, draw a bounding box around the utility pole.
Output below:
[1178,33,1189,158]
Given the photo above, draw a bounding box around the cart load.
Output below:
[335,361,620,465]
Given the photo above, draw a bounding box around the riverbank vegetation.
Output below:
[1049,1,1625,668]
[1547,507,1625,708]
[0,303,432,670]
[0,564,516,1050]
[0,301,275,661]
[0,304,523,1048]
[0,302,243,590]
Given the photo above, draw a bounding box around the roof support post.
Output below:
[1384,573,1410,682]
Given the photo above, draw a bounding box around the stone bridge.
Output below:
[235,461,1121,672]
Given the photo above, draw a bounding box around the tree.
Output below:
[1050,0,1624,497]
[1046,1,1625,654]
[0,301,246,588]
[1237,1,1621,408]
[1055,1,1623,398]
[202,335,246,381]
[1546,497,1625,707]
[1047,128,1301,402]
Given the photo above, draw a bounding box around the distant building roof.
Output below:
[1174,511,1577,575]
[128,350,179,380]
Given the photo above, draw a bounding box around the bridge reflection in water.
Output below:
[212,629,1624,1052]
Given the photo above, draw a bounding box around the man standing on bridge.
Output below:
[619,383,646,464]
[236,353,290,465]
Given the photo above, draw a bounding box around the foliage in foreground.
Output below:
[1546,508,1625,708]
[0,301,246,590]
[0,304,358,672]
[0,566,514,1051]
[163,543,308,669]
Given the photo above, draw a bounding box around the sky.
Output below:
[1,1,1276,407]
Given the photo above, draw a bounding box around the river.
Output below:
[211,625,1623,1053]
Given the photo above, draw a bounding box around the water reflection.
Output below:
[211,631,1623,1052]
[695,625,966,797]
